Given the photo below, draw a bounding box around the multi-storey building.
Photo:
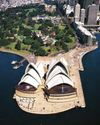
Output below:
[80,8,85,24]
[79,0,93,9]
[74,3,81,22]
[86,4,98,25]
[94,0,100,4]
[66,0,76,6]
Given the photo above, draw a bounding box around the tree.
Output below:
[30,39,41,52]
[67,28,74,37]
[64,36,73,43]
[23,28,32,36]
[31,32,37,40]
[55,31,63,40]
[15,41,21,50]
[44,20,53,27]
[36,48,47,56]
[37,37,44,45]
[38,19,43,24]
[23,37,33,45]
[30,39,47,56]
[55,40,62,50]
[62,42,68,52]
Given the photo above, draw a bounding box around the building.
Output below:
[0,0,9,10]
[86,4,98,25]
[0,0,44,9]
[94,0,100,12]
[9,0,44,7]
[72,22,94,45]
[45,4,56,13]
[94,0,100,4]
[79,0,93,9]
[56,0,67,4]
[80,8,85,24]
[16,58,76,102]
[0,0,2,5]
[74,3,81,22]
[65,5,74,15]
[77,25,93,45]
[67,0,77,6]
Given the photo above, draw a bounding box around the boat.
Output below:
[13,65,20,69]
[13,62,23,69]
[11,60,17,64]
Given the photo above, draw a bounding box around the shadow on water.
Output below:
[0,46,100,125]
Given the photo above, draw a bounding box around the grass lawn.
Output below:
[58,24,66,30]
[34,23,42,30]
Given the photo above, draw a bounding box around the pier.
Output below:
[12,53,37,69]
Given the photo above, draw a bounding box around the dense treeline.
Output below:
[0,4,76,56]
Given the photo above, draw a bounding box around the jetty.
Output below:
[12,53,37,69]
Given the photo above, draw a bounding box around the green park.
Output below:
[0,4,76,56]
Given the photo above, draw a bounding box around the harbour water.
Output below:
[95,33,100,46]
[0,33,100,125]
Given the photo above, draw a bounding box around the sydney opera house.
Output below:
[16,58,76,100]
[14,57,85,114]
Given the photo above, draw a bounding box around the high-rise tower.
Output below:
[86,4,98,25]
[94,0,100,4]
[80,8,85,24]
[79,0,93,9]
[74,3,81,22]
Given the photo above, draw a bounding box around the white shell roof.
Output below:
[36,62,45,78]
[21,68,41,83]
[25,63,36,73]
[46,74,74,89]
[59,57,68,67]
[59,57,69,74]
[18,58,72,89]
[19,75,40,88]
[18,62,43,88]
[46,58,74,89]
[25,62,44,79]
[46,58,69,79]
[27,68,41,83]
[46,65,67,83]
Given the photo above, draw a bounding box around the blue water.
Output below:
[95,33,100,40]
[0,34,100,125]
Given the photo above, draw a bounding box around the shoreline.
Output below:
[0,45,98,64]
[0,47,30,58]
